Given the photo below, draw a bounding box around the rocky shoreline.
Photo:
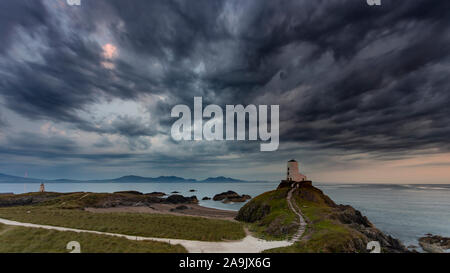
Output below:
[0,189,252,208]
[418,234,450,253]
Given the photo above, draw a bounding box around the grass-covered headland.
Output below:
[237,181,408,253]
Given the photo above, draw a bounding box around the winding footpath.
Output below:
[287,187,307,242]
[0,189,307,253]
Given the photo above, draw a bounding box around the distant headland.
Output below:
[0,173,263,184]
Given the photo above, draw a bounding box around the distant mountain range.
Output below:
[0,173,250,183]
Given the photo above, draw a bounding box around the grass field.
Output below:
[244,188,298,240]
[264,193,364,253]
[0,206,245,242]
[0,223,186,253]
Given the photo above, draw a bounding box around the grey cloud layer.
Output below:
[0,0,449,178]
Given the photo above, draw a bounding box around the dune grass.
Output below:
[0,206,245,241]
[0,223,186,253]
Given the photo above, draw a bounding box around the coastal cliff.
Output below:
[236,181,408,253]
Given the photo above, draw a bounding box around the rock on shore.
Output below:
[0,191,199,209]
[213,191,251,203]
[419,234,450,253]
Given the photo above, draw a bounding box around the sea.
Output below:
[1,181,450,249]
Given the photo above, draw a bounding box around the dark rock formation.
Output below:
[331,205,372,227]
[0,196,35,207]
[213,191,251,203]
[165,195,198,204]
[235,202,271,223]
[144,196,163,203]
[419,234,450,253]
[0,192,64,207]
[145,192,166,197]
[213,191,239,201]
[189,189,196,192]
[202,197,211,200]
[0,191,201,209]
[113,191,143,195]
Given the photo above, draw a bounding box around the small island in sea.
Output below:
[1,159,434,253]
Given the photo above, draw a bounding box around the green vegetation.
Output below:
[264,193,365,253]
[0,223,186,253]
[0,191,148,209]
[237,188,298,240]
[0,206,245,241]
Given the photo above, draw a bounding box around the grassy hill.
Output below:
[236,188,298,240]
[237,181,408,253]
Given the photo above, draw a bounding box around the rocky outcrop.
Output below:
[213,191,251,203]
[331,205,372,227]
[419,234,450,253]
[0,196,35,207]
[113,190,143,195]
[165,195,199,204]
[213,191,239,201]
[145,192,166,197]
[236,201,271,223]
[0,192,64,207]
[202,197,211,200]
[0,191,200,208]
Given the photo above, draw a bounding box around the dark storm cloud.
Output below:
[77,115,158,137]
[1,131,134,161]
[0,0,449,165]
[6,132,79,153]
[0,1,49,54]
[0,110,8,128]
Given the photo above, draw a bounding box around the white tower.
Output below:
[287,159,307,182]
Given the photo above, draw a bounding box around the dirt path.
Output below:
[287,187,307,241]
[0,217,292,253]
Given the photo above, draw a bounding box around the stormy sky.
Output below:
[0,0,449,183]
